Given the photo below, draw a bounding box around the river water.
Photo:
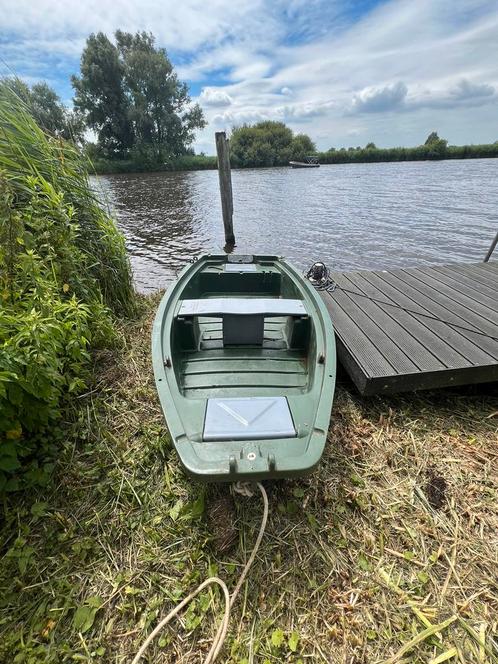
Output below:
[92,159,498,293]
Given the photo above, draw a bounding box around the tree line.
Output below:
[93,124,498,172]
[320,132,498,164]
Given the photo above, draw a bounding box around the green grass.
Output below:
[0,295,497,663]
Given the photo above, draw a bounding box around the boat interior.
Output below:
[171,258,318,408]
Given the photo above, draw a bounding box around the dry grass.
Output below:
[1,294,497,663]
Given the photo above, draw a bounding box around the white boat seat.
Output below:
[177,298,307,317]
[178,298,307,346]
[224,263,257,273]
[203,396,296,441]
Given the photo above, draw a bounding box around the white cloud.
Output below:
[408,79,497,111]
[346,78,497,116]
[277,100,336,120]
[350,82,408,114]
[0,0,267,53]
[199,87,233,107]
[212,109,270,128]
[210,99,336,129]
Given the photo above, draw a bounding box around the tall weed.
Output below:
[0,83,135,491]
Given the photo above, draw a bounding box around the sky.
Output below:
[1,0,498,154]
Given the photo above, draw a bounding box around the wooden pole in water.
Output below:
[483,230,498,262]
[215,131,235,246]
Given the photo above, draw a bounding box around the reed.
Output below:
[0,82,135,316]
[0,81,136,491]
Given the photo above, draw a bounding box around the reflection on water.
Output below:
[92,159,498,293]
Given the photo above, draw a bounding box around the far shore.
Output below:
[91,146,498,175]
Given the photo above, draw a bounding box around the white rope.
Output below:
[131,481,269,664]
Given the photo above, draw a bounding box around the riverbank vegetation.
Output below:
[87,150,217,174]
[229,121,316,167]
[89,121,316,173]
[321,133,498,165]
[0,294,496,662]
[0,83,135,492]
[88,129,498,174]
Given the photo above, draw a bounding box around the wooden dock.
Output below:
[319,262,498,395]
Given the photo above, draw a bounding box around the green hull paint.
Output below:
[152,255,336,481]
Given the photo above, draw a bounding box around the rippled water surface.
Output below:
[92,159,498,292]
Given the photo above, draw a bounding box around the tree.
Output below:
[0,78,84,142]
[230,121,315,167]
[423,131,447,158]
[365,142,377,149]
[425,131,441,145]
[31,83,85,142]
[2,77,30,104]
[72,33,133,155]
[117,31,205,159]
[72,31,206,159]
[291,133,315,160]
[30,83,67,135]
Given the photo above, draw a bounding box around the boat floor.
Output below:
[180,318,307,398]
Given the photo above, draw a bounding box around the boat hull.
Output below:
[289,161,320,168]
[152,255,336,482]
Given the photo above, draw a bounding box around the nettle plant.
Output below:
[0,84,135,491]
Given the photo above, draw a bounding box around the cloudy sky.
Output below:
[1,0,497,153]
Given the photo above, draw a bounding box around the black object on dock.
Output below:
[320,262,498,395]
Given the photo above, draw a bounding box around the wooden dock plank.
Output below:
[422,265,498,309]
[370,274,495,366]
[321,262,498,395]
[369,270,498,361]
[463,263,498,287]
[395,270,498,340]
[409,266,498,326]
[352,271,474,368]
[326,289,411,371]
[343,272,447,370]
[431,265,498,302]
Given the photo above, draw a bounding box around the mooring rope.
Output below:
[131,481,269,664]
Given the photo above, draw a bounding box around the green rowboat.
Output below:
[152,254,336,481]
